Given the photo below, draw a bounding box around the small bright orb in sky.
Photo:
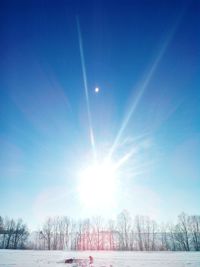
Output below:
[78,160,118,213]
[95,87,100,93]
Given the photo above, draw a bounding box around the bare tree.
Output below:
[117,210,131,250]
[92,216,103,250]
[108,219,116,250]
[174,213,190,251]
[5,218,15,249]
[135,215,144,251]
[41,217,53,250]
[13,219,29,249]
[0,216,4,248]
[189,215,200,251]
[63,216,70,249]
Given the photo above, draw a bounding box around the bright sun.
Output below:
[77,160,118,211]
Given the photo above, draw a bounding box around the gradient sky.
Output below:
[0,0,200,230]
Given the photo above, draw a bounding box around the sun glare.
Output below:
[78,160,118,211]
[95,87,100,93]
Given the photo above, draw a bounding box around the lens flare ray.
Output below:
[108,11,185,159]
[77,17,97,159]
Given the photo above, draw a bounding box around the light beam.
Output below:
[108,11,185,159]
[76,17,97,159]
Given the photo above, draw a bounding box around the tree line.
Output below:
[0,216,29,249]
[29,211,200,251]
[1,211,200,251]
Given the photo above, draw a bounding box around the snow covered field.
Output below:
[0,250,200,267]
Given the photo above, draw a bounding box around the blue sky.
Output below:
[0,0,200,230]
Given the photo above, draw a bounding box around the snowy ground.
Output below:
[0,250,200,267]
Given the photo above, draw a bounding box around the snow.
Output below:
[0,250,200,267]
